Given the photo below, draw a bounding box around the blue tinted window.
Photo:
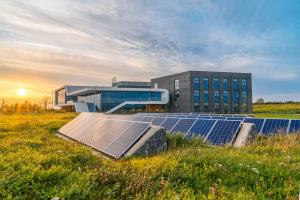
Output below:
[203,78,209,90]
[233,91,239,103]
[204,90,209,103]
[194,90,200,103]
[223,91,229,103]
[213,78,219,90]
[223,79,229,91]
[194,78,199,90]
[242,79,247,91]
[214,91,220,103]
[242,91,247,102]
[233,79,239,90]
[101,91,161,111]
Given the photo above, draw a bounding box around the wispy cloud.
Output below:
[0,0,299,101]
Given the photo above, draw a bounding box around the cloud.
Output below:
[0,0,299,100]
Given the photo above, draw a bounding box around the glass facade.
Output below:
[57,89,66,105]
[233,79,239,90]
[242,79,247,91]
[203,78,209,90]
[223,91,229,103]
[175,79,180,91]
[223,78,229,91]
[194,78,200,90]
[193,90,200,103]
[101,91,161,111]
[213,78,220,90]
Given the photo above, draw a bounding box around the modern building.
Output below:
[151,71,252,114]
[54,83,169,113]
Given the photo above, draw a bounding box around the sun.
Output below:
[17,89,27,97]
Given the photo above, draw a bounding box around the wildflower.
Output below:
[252,168,259,174]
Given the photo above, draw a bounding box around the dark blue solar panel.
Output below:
[197,116,211,119]
[171,119,197,133]
[160,118,180,131]
[261,119,289,135]
[132,116,144,122]
[244,118,265,133]
[187,119,216,138]
[152,117,166,126]
[289,120,300,133]
[142,116,154,122]
[211,116,227,120]
[229,117,245,121]
[206,120,241,145]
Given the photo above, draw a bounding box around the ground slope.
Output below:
[0,113,300,199]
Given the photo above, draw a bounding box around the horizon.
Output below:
[0,0,300,102]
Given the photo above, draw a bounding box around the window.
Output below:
[194,104,200,112]
[242,79,247,91]
[233,79,239,90]
[174,79,180,90]
[214,103,220,113]
[223,91,229,103]
[203,78,209,90]
[223,79,229,91]
[193,90,200,103]
[204,104,209,112]
[233,91,239,104]
[204,90,209,103]
[194,78,200,90]
[213,78,220,90]
[242,91,247,102]
[243,103,248,113]
[214,91,220,103]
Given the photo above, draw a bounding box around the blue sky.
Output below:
[0,0,299,101]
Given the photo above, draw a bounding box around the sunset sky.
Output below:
[0,0,300,102]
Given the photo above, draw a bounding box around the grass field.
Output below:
[1,112,300,199]
[254,103,300,114]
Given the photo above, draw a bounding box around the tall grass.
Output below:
[1,113,300,199]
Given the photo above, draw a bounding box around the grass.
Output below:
[1,112,300,199]
[254,103,300,114]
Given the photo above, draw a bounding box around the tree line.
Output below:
[0,95,53,113]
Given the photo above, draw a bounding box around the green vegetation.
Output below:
[254,102,300,114]
[1,112,300,199]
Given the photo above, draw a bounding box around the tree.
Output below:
[40,95,52,111]
[255,98,265,104]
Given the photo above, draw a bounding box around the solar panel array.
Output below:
[133,113,300,141]
[58,113,150,159]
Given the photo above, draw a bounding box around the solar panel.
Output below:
[132,116,145,122]
[229,117,245,121]
[171,118,197,133]
[244,118,265,133]
[206,120,241,145]
[187,119,216,138]
[58,113,151,159]
[160,118,180,131]
[197,116,212,119]
[261,119,289,135]
[289,120,300,133]
[211,116,227,120]
[103,122,150,158]
[152,117,166,126]
[142,116,154,122]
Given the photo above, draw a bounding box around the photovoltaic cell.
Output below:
[289,120,300,133]
[160,118,180,131]
[171,118,197,133]
[103,122,150,158]
[211,116,227,120]
[142,116,154,122]
[206,120,241,145]
[187,119,216,138]
[244,118,265,133]
[152,117,166,126]
[261,119,289,135]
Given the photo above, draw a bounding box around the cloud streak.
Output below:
[0,0,299,101]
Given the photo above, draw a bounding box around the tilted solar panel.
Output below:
[152,117,166,126]
[197,116,212,119]
[103,122,150,158]
[289,120,300,133]
[132,116,145,122]
[244,118,265,133]
[142,116,155,122]
[261,119,289,135]
[206,120,241,145]
[229,117,245,121]
[160,118,180,131]
[211,116,227,120]
[171,118,197,133]
[187,119,216,138]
